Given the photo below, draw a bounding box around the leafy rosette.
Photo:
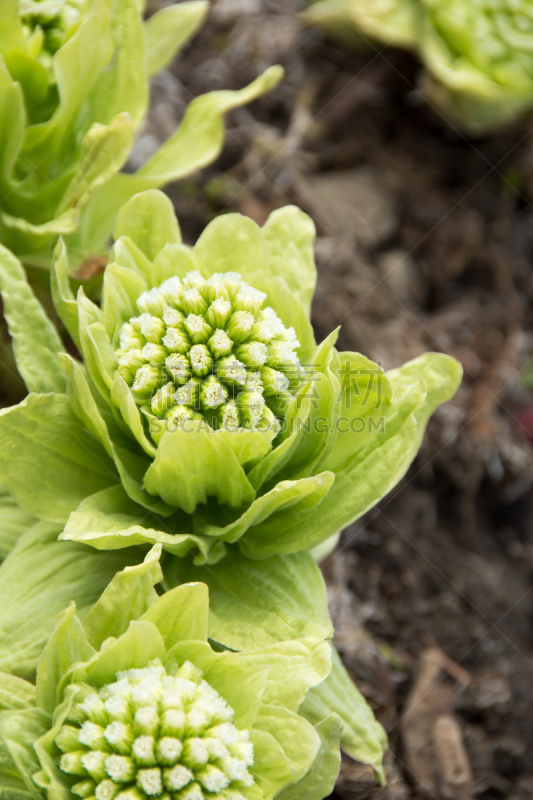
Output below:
[0,189,462,565]
[0,546,345,800]
[304,0,533,133]
[0,0,282,265]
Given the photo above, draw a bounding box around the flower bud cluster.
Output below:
[58,659,256,800]
[20,0,82,61]
[115,270,303,437]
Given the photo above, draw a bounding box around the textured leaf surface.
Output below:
[163,549,333,649]
[0,522,138,676]
[0,393,117,523]
[0,245,66,393]
[301,646,387,784]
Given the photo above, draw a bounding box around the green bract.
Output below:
[304,0,533,133]
[0,0,282,265]
[0,546,344,800]
[0,189,462,565]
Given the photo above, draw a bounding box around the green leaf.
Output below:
[387,352,463,452]
[59,353,166,515]
[262,206,317,316]
[140,582,209,649]
[250,728,292,800]
[194,213,269,277]
[59,113,134,214]
[36,603,95,715]
[254,705,320,785]
[237,472,335,558]
[234,639,331,712]
[0,245,66,393]
[0,485,36,561]
[110,373,157,457]
[143,1,208,76]
[50,239,80,349]
[102,262,148,342]
[85,620,166,685]
[0,57,25,193]
[275,714,342,800]
[0,707,50,800]
[0,521,138,677]
[0,675,35,712]
[61,485,221,563]
[0,393,117,523]
[243,380,426,554]
[22,0,113,162]
[163,549,333,649]
[82,544,162,650]
[114,189,181,262]
[84,0,146,128]
[143,425,256,514]
[68,66,284,257]
[301,646,387,784]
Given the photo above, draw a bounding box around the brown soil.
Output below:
[140,2,533,796]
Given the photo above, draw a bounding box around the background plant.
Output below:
[0,0,282,268]
[304,0,533,133]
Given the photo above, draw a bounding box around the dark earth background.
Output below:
[6,0,533,796]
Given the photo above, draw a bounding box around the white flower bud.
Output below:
[207,329,233,359]
[226,311,254,343]
[196,765,230,793]
[233,342,268,368]
[166,354,191,385]
[150,383,175,418]
[216,358,246,388]
[182,290,207,317]
[137,289,166,317]
[136,768,162,796]
[163,764,194,791]
[200,376,228,410]
[206,299,232,329]
[189,345,213,377]
[184,315,212,345]
[142,343,168,364]
[137,314,165,343]
[95,779,120,800]
[105,755,136,783]
[162,327,190,354]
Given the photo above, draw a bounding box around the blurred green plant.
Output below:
[304,0,533,133]
[0,0,282,269]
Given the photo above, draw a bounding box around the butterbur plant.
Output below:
[0,188,462,564]
[304,0,533,133]
[0,546,344,800]
[0,0,282,266]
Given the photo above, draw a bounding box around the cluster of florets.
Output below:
[20,0,82,60]
[57,660,256,800]
[115,270,303,439]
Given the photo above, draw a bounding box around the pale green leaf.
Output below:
[194,213,269,277]
[140,582,209,649]
[50,239,80,349]
[36,603,95,715]
[250,728,292,800]
[61,485,222,563]
[0,485,36,561]
[0,245,66,393]
[0,521,138,677]
[276,714,342,800]
[114,189,181,262]
[254,705,320,785]
[58,113,134,213]
[102,262,148,342]
[0,57,25,193]
[82,544,162,650]
[143,425,256,514]
[262,206,317,316]
[301,646,387,784]
[85,620,166,685]
[143,1,208,76]
[163,549,333,649]
[387,352,463,452]
[235,639,331,712]
[0,707,49,800]
[0,393,117,523]
[0,675,35,712]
